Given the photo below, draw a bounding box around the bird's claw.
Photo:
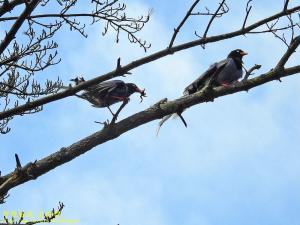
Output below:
[70,76,85,85]
[220,82,231,87]
[95,119,110,128]
[139,89,147,103]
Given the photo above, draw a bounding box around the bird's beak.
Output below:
[136,87,146,95]
[241,51,248,56]
[136,87,147,103]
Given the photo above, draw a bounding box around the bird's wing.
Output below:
[183,59,228,95]
[87,80,125,96]
[216,58,243,83]
[215,58,229,69]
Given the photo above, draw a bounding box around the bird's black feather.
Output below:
[157,49,247,135]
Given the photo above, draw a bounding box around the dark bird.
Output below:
[184,49,248,94]
[157,49,248,134]
[72,78,146,116]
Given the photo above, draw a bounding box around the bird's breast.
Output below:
[217,60,243,83]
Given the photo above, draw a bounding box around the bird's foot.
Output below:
[95,119,110,128]
[123,97,130,103]
[220,82,231,87]
[231,80,241,88]
[110,100,129,125]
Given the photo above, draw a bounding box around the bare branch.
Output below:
[0,0,152,133]
[284,0,290,12]
[276,35,300,69]
[202,0,227,39]
[168,0,201,49]
[0,202,64,224]
[0,7,152,50]
[242,64,262,81]
[242,0,253,29]
[191,3,229,17]
[1,62,300,196]
[1,3,300,123]
[0,0,39,55]
[266,22,290,47]
[0,0,24,17]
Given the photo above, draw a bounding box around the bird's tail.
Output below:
[156,111,187,136]
[173,112,187,127]
[60,85,87,100]
[156,92,189,136]
[156,114,172,136]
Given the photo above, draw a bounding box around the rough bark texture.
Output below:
[1,0,300,204]
[1,4,300,120]
[1,64,300,196]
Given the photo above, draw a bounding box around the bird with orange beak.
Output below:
[184,49,248,95]
[73,79,146,116]
[157,49,248,134]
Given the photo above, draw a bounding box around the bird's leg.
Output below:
[107,105,115,116]
[94,106,114,125]
[110,98,129,124]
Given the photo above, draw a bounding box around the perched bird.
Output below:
[184,49,248,95]
[72,78,146,116]
[157,49,248,134]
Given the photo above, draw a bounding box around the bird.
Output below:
[157,49,248,134]
[71,78,146,116]
[184,49,248,95]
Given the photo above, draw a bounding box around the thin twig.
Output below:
[284,0,290,12]
[0,0,40,55]
[203,0,226,38]
[1,4,300,121]
[242,0,252,29]
[242,64,262,81]
[168,0,201,49]
[276,35,300,69]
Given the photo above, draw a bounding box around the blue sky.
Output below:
[1,0,300,225]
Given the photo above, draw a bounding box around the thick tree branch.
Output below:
[0,0,24,17]
[1,64,300,197]
[1,4,300,121]
[0,0,39,55]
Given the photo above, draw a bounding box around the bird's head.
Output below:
[127,83,147,102]
[227,49,248,60]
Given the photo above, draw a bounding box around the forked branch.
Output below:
[1,59,300,198]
